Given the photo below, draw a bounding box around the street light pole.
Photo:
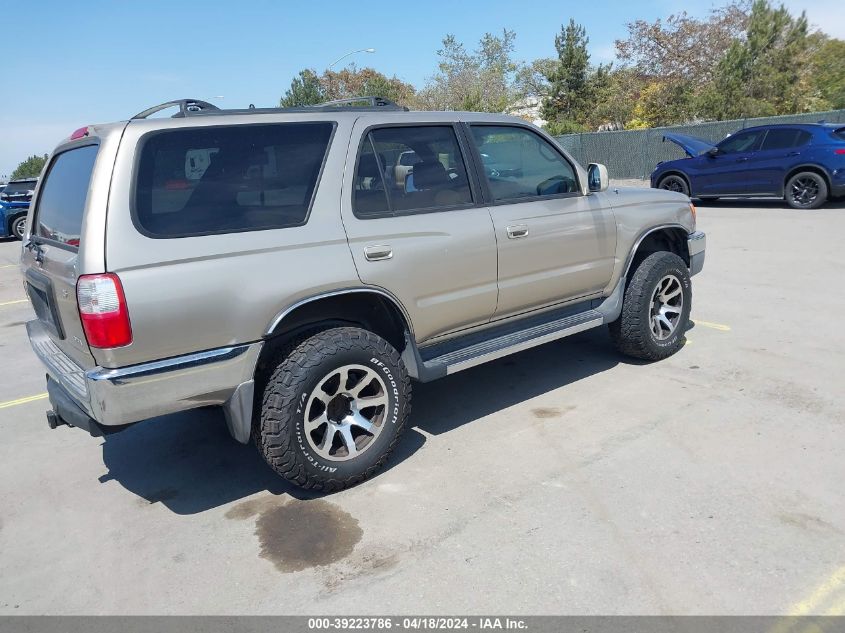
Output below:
[328,48,375,69]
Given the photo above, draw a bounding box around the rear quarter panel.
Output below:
[101,114,361,369]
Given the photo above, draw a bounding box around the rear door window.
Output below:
[134,122,334,237]
[34,145,98,248]
[353,125,473,217]
[761,129,811,150]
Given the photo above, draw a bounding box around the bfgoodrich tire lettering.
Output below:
[609,252,692,361]
[254,327,411,491]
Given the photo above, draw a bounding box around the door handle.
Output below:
[786,151,800,157]
[364,245,393,261]
[506,224,529,239]
[735,157,749,162]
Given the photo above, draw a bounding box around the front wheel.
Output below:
[11,216,26,240]
[657,174,689,196]
[254,327,411,492]
[609,252,692,361]
[785,172,827,209]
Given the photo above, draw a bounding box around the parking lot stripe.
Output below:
[0,299,28,307]
[695,320,731,332]
[787,564,845,616]
[0,264,16,269]
[0,393,48,410]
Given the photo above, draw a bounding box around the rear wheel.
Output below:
[785,172,827,209]
[10,216,26,240]
[609,252,692,361]
[657,174,689,196]
[254,327,411,491]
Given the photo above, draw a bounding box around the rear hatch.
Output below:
[20,125,124,370]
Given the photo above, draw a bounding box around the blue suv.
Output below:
[0,177,36,239]
[651,123,845,209]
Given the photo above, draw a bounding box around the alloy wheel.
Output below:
[303,364,389,462]
[649,274,684,341]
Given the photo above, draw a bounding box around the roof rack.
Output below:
[312,96,406,110]
[132,99,221,120]
[130,96,408,120]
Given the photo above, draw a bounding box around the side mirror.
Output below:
[587,163,609,192]
[707,147,719,157]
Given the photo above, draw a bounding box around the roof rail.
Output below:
[312,96,407,110]
[132,99,221,120]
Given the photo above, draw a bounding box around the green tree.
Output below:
[279,69,324,107]
[11,154,48,180]
[415,30,520,112]
[541,19,592,126]
[807,34,845,109]
[702,0,811,119]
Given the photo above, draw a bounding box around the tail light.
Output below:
[834,149,845,155]
[76,273,132,348]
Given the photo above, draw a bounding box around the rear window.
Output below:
[134,122,334,238]
[34,145,98,248]
[2,181,36,196]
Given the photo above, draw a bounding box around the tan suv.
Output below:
[20,97,705,491]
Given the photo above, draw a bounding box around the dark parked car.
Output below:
[0,177,37,204]
[0,178,36,240]
[651,123,845,209]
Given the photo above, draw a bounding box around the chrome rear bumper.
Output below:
[27,320,262,434]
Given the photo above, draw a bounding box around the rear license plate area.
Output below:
[25,269,65,339]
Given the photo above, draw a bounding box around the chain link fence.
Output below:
[554,110,845,180]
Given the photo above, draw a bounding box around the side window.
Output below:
[717,131,763,154]
[353,137,390,217]
[354,125,473,217]
[135,122,333,237]
[470,125,579,202]
[761,129,803,150]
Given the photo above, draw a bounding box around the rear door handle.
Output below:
[735,157,749,162]
[364,245,393,261]
[786,151,800,157]
[507,224,529,239]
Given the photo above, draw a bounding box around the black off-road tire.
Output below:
[254,327,411,492]
[609,252,692,361]
[785,171,828,210]
[657,174,690,196]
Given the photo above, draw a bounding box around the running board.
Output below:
[422,310,604,376]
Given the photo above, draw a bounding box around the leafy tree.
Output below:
[702,0,811,119]
[616,2,749,86]
[321,66,416,105]
[279,69,324,107]
[541,19,593,125]
[11,154,48,180]
[415,30,520,112]
[807,34,845,109]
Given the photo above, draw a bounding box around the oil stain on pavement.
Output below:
[226,495,363,572]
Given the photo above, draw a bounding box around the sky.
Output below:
[2,0,842,179]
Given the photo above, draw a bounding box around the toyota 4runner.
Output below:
[20,97,705,491]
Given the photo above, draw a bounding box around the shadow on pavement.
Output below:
[100,328,622,514]
[695,197,845,210]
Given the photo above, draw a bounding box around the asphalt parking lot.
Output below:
[0,198,844,615]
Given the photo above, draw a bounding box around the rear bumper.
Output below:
[688,231,706,276]
[27,320,262,429]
